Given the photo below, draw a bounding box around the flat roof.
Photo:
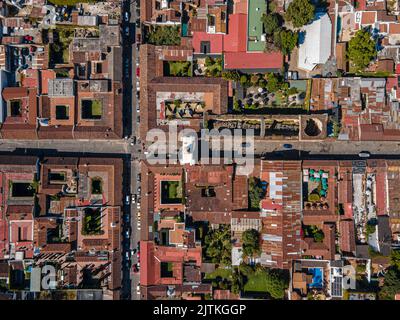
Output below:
[247,0,266,52]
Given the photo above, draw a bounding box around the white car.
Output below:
[137,202,140,209]
[358,151,371,158]
[131,195,136,204]
[137,221,141,230]
[136,284,140,295]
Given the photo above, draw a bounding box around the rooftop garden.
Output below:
[303,169,330,210]
[163,61,192,77]
[160,180,183,204]
[81,99,102,120]
[81,208,104,236]
[145,25,181,46]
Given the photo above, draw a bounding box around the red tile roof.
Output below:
[223,13,247,52]
[224,51,283,70]
[192,32,224,54]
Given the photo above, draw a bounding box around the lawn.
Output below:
[243,272,269,293]
[204,267,233,281]
[160,180,183,204]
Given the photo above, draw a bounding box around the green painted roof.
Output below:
[247,0,267,52]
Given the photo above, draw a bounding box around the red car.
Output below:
[137,251,140,261]
[136,67,140,77]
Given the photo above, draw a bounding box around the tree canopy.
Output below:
[146,26,181,46]
[248,177,265,210]
[274,29,299,56]
[261,13,282,36]
[242,229,261,258]
[285,0,315,28]
[204,225,232,265]
[347,29,377,71]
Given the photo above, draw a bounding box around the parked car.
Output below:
[137,221,141,231]
[125,195,130,205]
[125,26,129,35]
[137,211,141,218]
[358,151,371,158]
[137,173,141,182]
[124,229,130,238]
[131,194,136,203]
[136,284,140,295]
[132,264,139,273]
[125,251,130,260]
[283,143,293,149]
[137,186,141,193]
[137,202,141,210]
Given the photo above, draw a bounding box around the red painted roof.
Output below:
[223,13,247,52]
[224,51,283,70]
[192,32,224,54]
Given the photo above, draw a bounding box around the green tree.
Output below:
[347,29,377,71]
[222,70,241,82]
[390,250,400,270]
[379,268,400,300]
[261,13,281,36]
[240,74,249,86]
[242,229,261,258]
[265,269,289,299]
[248,177,265,209]
[265,73,281,93]
[204,225,232,265]
[286,0,315,28]
[274,29,298,55]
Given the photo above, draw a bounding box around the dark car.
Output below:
[283,144,293,149]
[132,264,139,273]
